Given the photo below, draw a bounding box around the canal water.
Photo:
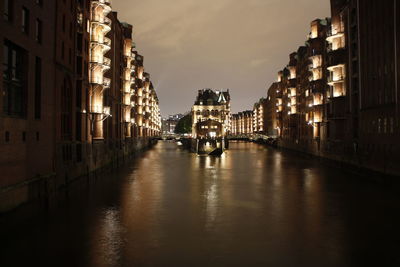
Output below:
[1,141,400,266]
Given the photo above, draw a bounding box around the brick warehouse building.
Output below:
[0,0,56,211]
[261,0,400,176]
[0,0,162,212]
[231,110,253,136]
[231,0,399,176]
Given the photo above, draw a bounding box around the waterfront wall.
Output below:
[277,139,400,177]
[0,138,156,213]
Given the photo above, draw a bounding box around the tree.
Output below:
[175,114,192,134]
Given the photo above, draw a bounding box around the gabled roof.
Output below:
[194,89,230,105]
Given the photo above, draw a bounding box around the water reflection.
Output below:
[89,208,124,267]
[1,141,400,267]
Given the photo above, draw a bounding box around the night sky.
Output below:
[112,0,330,116]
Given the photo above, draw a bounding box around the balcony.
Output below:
[326,29,345,42]
[103,17,112,33]
[103,57,111,70]
[89,56,104,68]
[103,37,111,49]
[327,75,345,86]
[91,0,112,13]
[90,77,102,85]
[91,15,111,33]
[93,0,111,5]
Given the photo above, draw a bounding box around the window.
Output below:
[22,7,29,34]
[84,61,88,76]
[35,57,42,119]
[390,117,394,134]
[35,19,42,43]
[61,78,72,140]
[61,41,64,59]
[77,33,83,52]
[62,14,65,32]
[3,40,28,117]
[4,0,13,21]
[76,56,82,76]
[378,118,381,134]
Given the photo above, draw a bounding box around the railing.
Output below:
[92,0,111,6]
[104,17,112,27]
[91,15,111,31]
[103,57,111,67]
[328,76,344,84]
[90,55,103,64]
[90,77,103,85]
[90,34,103,44]
[327,26,344,38]
[103,37,111,47]
[91,14,104,24]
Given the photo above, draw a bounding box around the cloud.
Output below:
[112,0,330,115]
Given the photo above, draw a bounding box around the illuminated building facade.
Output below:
[0,0,162,212]
[253,98,267,134]
[265,83,279,137]
[273,19,329,149]
[191,89,231,138]
[261,1,400,175]
[307,19,329,142]
[231,114,239,135]
[89,0,112,141]
[231,111,253,135]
